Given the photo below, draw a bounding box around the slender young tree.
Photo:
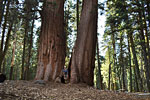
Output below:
[69,0,98,86]
[0,0,3,26]
[76,0,79,32]
[108,60,112,90]
[0,0,6,27]
[25,15,35,80]
[111,27,117,90]
[96,37,103,89]
[146,0,150,26]
[127,34,132,92]
[119,33,126,90]
[0,0,11,72]
[129,31,142,92]
[35,0,66,81]
[136,0,150,92]
[21,0,31,80]
[9,32,17,80]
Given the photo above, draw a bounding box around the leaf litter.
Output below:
[0,80,149,100]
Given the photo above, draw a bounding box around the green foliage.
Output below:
[0,0,41,80]
[102,0,150,92]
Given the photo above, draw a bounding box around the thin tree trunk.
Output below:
[0,0,11,72]
[120,34,126,90]
[70,0,98,86]
[141,1,150,75]
[137,2,150,91]
[140,51,146,91]
[139,29,150,92]
[146,0,150,27]
[21,21,28,80]
[134,65,139,92]
[9,33,16,80]
[64,3,70,58]
[0,0,3,26]
[21,0,32,80]
[96,37,103,89]
[127,34,132,92]
[0,0,6,27]
[108,62,112,90]
[111,27,117,90]
[25,16,35,80]
[107,46,111,90]
[129,31,142,92]
[0,22,13,73]
[76,0,79,32]
[2,58,6,74]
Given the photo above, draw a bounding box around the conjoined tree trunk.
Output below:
[35,0,66,81]
[70,0,98,86]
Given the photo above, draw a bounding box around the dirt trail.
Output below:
[0,80,150,100]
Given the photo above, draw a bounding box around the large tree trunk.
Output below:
[69,0,98,86]
[35,0,66,81]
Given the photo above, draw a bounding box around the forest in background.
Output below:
[0,0,150,93]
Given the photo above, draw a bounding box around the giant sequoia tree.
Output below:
[69,0,98,86]
[35,0,66,81]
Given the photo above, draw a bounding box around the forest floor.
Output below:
[0,80,150,100]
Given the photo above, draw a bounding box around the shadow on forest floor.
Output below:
[0,80,150,100]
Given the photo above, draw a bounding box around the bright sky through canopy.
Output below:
[98,0,106,56]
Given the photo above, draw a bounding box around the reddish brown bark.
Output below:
[9,33,16,80]
[70,0,98,86]
[35,0,65,81]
